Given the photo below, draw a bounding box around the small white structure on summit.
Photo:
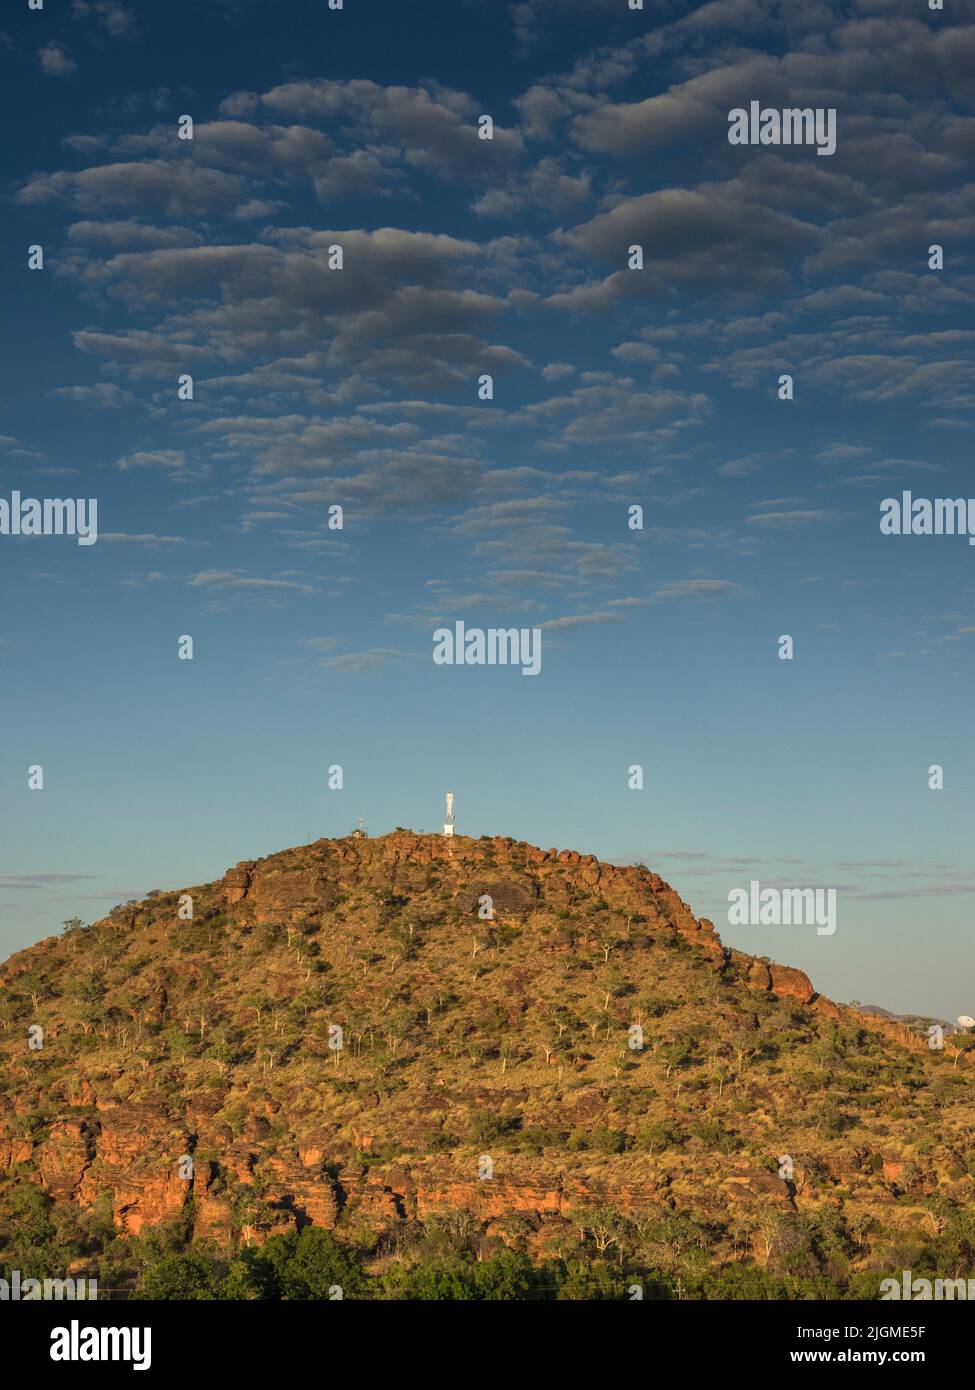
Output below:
[443,790,455,837]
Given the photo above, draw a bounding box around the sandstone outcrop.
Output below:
[0,830,967,1249]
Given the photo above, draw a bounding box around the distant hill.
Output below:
[856,1004,957,1035]
[1,830,973,1299]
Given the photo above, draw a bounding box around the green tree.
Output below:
[0,1181,61,1278]
[379,1255,477,1300]
[471,1249,536,1300]
[134,1250,222,1300]
[554,1258,627,1300]
[258,1227,365,1299]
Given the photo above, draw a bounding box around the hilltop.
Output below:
[1,830,973,1298]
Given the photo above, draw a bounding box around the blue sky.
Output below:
[1,0,973,1020]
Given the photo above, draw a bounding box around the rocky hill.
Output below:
[1,831,973,1296]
